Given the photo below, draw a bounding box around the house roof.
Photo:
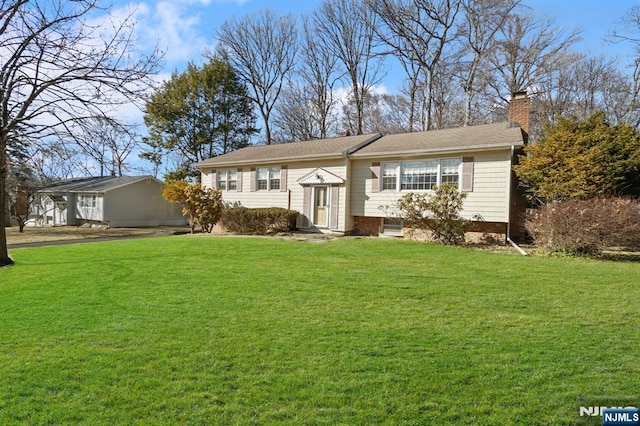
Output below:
[196,123,524,168]
[196,133,382,168]
[351,122,525,158]
[38,176,160,194]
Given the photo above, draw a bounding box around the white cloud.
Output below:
[332,84,390,104]
[123,1,217,67]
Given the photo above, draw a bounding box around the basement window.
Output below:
[382,217,403,236]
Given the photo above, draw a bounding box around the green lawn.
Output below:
[1,236,638,425]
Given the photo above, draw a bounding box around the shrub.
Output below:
[526,197,640,256]
[163,181,223,233]
[395,183,471,245]
[221,207,298,235]
[513,114,640,201]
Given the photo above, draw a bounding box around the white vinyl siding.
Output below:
[351,150,512,222]
[201,160,349,231]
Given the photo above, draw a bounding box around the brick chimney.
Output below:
[508,91,530,138]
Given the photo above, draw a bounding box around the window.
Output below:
[382,162,398,190]
[79,195,96,208]
[441,159,460,185]
[382,159,461,191]
[401,160,438,191]
[217,169,237,191]
[257,167,280,191]
[382,217,403,236]
[228,170,237,191]
[217,170,227,190]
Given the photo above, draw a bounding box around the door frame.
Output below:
[312,185,330,228]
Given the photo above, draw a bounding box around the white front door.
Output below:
[55,203,67,225]
[313,186,328,227]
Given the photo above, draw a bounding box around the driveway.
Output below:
[6,226,189,249]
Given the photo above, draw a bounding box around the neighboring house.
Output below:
[33,176,187,227]
[197,93,530,240]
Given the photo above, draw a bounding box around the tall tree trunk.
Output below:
[0,133,14,266]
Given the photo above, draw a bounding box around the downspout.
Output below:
[507,144,528,256]
[507,223,528,256]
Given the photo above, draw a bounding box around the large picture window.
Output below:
[257,167,280,191]
[401,160,438,191]
[382,159,461,191]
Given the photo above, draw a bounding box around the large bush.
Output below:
[395,183,471,245]
[526,197,640,256]
[163,181,224,233]
[221,207,298,235]
[514,114,640,201]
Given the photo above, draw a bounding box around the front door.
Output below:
[313,186,328,227]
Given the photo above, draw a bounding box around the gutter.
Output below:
[349,142,524,159]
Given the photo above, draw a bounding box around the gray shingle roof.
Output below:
[38,176,156,193]
[196,123,524,167]
[196,133,382,167]
[351,122,525,158]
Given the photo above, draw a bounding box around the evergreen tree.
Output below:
[514,114,640,201]
[143,58,258,181]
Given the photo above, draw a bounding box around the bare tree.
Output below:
[314,0,383,135]
[272,81,321,143]
[216,9,298,145]
[531,53,635,139]
[363,92,413,134]
[369,0,462,131]
[458,0,520,126]
[431,63,466,128]
[272,15,342,143]
[5,161,40,233]
[299,15,340,140]
[488,11,581,103]
[273,80,338,143]
[28,145,81,181]
[0,0,162,266]
[61,117,140,177]
[608,5,640,126]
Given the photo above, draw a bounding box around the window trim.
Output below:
[217,169,238,191]
[381,158,462,192]
[256,166,281,191]
[79,194,97,208]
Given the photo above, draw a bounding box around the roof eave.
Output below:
[350,141,524,159]
[197,153,347,169]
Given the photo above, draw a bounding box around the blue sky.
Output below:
[126,0,635,75]
[103,0,637,174]
[115,0,637,117]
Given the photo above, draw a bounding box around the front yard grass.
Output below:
[1,236,638,424]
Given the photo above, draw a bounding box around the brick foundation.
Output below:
[352,216,382,236]
[351,216,513,242]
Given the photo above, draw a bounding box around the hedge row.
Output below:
[220,207,298,235]
[526,197,640,255]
